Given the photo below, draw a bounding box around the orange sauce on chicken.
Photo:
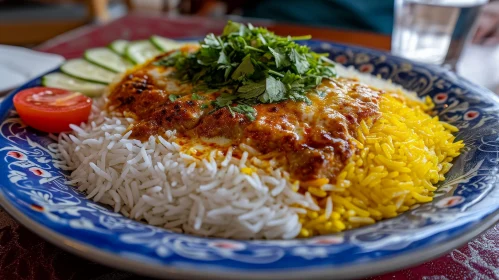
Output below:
[107,54,382,182]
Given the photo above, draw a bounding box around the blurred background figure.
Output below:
[242,0,395,34]
[473,0,499,45]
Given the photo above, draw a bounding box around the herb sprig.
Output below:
[155,21,336,120]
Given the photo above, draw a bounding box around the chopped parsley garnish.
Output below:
[191,92,204,100]
[230,104,256,121]
[155,21,336,120]
[169,94,179,101]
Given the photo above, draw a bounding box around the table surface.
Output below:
[1,14,499,280]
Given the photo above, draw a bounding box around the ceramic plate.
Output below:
[0,41,498,279]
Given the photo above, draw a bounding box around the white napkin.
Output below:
[0,45,65,93]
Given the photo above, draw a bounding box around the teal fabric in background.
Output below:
[243,0,395,34]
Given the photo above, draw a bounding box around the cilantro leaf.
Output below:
[261,76,286,103]
[314,89,327,98]
[289,49,310,74]
[268,46,288,69]
[223,21,243,36]
[169,94,179,101]
[204,33,221,48]
[214,92,237,107]
[192,92,204,100]
[231,54,254,80]
[153,52,179,67]
[237,80,266,99]
[217,51,229,65]
[231,104,256,121]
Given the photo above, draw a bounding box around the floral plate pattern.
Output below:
[0,41,498,279]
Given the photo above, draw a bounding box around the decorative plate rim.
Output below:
[1,186,499,280]
[1,40,499,279]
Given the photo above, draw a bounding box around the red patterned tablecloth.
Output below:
[1,14,498,280]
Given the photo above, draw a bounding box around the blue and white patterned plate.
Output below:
[0,41,498,279]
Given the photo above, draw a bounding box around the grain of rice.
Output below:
[109,189,121,212]
[239,151,249,167]
[325,196,333,219]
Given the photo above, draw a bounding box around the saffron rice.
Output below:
[297,91,464,237]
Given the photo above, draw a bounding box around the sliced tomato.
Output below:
[13,87,92,133]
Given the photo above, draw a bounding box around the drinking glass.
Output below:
[392,0,489,69]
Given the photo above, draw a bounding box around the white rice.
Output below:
[335,64,421,101]
[55,65,414,239]
[55,99,310,239]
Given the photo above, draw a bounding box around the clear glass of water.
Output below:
[392,0,488,68]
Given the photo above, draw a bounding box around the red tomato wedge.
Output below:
[13,87,92,133]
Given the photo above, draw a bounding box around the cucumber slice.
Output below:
[125,40,161,64]
[42,73,105,97]
[84,48,134,73]
[61,59,116,84]
[109,39,129,55]
[150,35,181,52]
[150,36,199,52]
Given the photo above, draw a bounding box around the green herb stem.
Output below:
[244,45,266,53]
[290,35,312,41]
[267,69,285,78]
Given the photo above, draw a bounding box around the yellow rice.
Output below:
[298,91,464,237]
